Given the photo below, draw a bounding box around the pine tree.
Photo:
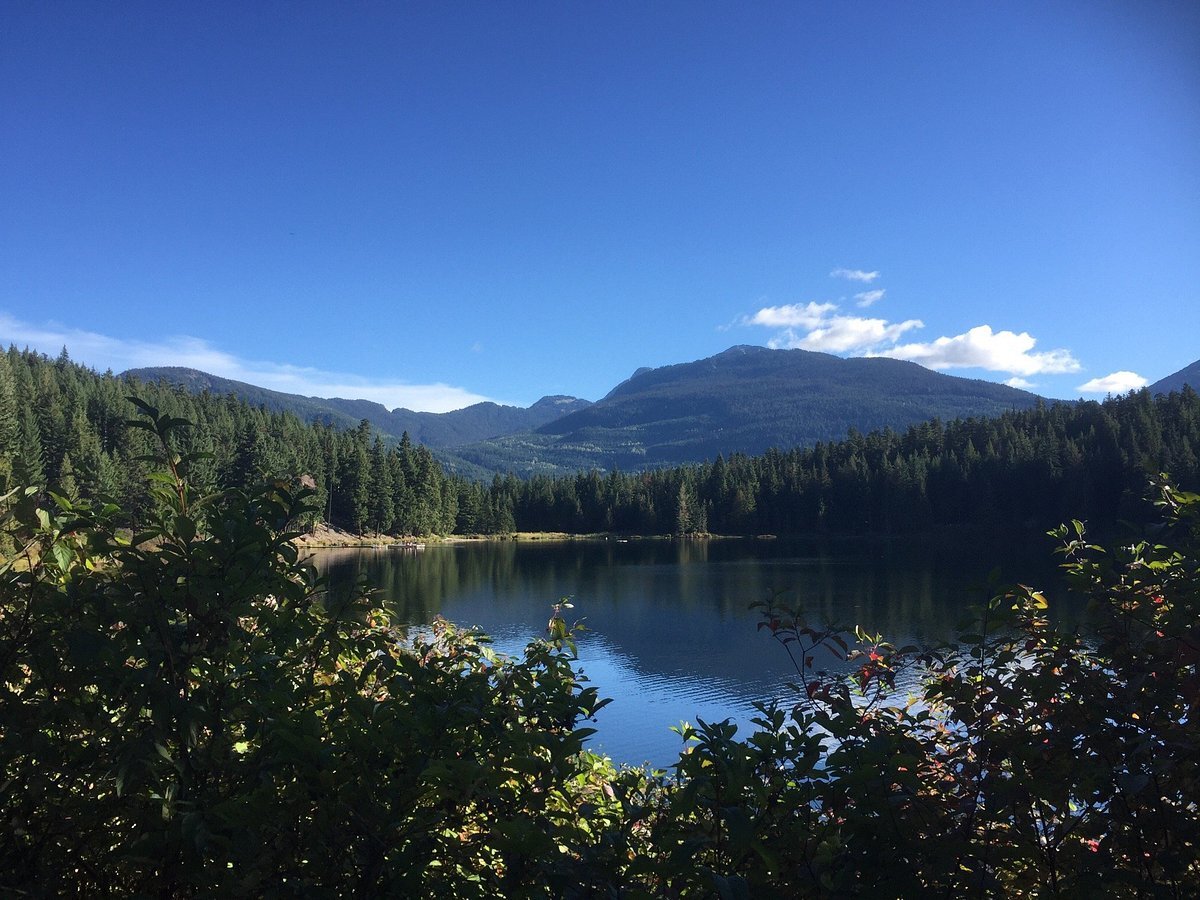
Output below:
[54,451,79,499]
[225,422,270,489]
[0,353,19,488]
[335,422,372,533]
[412,446,442,535]
[75,428,121,500]
[13,405,45,487]
[675,480,698,535]
[367,437,394,534]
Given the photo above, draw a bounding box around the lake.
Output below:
[312,534,1070,769]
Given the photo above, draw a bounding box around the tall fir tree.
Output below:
[0,354,19,489]
[12,404,46,488]
[367,436,394,534]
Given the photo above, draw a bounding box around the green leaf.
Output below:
[51,541,72,572]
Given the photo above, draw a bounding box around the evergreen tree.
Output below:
[336,422,372,532]
[224,422,270,489]
[0,354,18,488]
[54,451,79,499]
[12,405,45,487]
[674,480,698,535]
[412,446,443,535]
[367,437,394,534]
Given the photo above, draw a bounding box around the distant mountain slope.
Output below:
[127,347,1047,477]
[1149,359,1200,395]
[453,345,1044,474]
[122,367,366,429]
[122,367,591,448]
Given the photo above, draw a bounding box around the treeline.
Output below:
[485,386,1200,536]
[3,345,1199,538]
[0,346,462,535]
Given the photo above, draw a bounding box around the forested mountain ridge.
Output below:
[2,346,1198,540]
[570,343,1041,424]
[122,366,592,448]
[125,347,1047,476]
[1150,358,1200,395]
[2,350,468,536]
[455,345,1045,474]
[486,385,1200,537]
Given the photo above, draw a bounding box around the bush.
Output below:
[641,478,1200,896]
[0,405,623,896]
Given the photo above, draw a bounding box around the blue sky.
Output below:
[2,2,1197,411]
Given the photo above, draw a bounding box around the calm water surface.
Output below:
[313,535,1070,769]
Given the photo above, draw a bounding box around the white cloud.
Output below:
[0,314,491,413]
[748,302,838,329]
[772,315,924,353]
[1076,371,1148,395]
[748,301,920,354]
[741,276,1084,385]
[875,325,1081,377]
[830,268,880,283]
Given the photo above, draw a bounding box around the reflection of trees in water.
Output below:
[315,541,687,624]
[315,547,469,624]
[312,535,1071,660]
[742,536,1072,644]
[673,539,710,566]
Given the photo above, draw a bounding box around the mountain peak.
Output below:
[517,344,1044,472]
[532,394,590,408]
[713,344,768,358]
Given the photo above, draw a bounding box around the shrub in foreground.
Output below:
[0,406,630,896]
[641,478,1199,897]
[2,403,1197,896]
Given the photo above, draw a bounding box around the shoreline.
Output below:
[293,522,742,550]
[294,521,1054,551]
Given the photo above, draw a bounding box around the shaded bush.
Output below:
[0,406,625,896]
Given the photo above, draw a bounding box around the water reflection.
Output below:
[313,535,1071,768]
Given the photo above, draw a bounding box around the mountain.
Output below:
[1149,359,1200,395]
[121,367,592,448]
[452,345,1044,474]
[122,367,366,429]
[127,347,1046,477]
